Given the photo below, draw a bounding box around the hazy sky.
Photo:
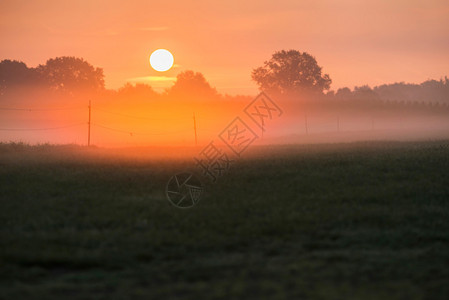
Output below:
[1,0,448,95]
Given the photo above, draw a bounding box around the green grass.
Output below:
[1,141,449,299]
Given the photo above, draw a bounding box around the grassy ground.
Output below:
[0,141,448,299]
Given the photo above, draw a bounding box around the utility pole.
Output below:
[88,100,91,146]
[193,112,197,146]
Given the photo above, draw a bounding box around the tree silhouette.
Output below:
[36,57,104,96]
[0,60,38,95]
[353,85,379,101]
[117,83,159,101]
[252,50,331,95]
[335,87,352,99]
[167,70,218,99]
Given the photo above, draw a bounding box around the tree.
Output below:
[336,87,352,99]
[252,50,331,95]
[117,83,159,101]
[167,70,218,99]
[353,85,379,101]
[36,57,104,95]
[0,60,38,94]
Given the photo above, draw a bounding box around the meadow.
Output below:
[0,140,448,299]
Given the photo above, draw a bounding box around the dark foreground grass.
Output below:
[0,141,449,299]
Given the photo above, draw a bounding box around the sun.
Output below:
[149,49,174,72]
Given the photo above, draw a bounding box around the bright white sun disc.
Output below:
[150,49,174,72]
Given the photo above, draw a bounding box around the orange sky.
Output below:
[1,0,448,95]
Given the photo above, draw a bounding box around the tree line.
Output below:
[1,51,448,106]
[251,50,449,105]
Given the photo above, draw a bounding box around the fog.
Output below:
[2,88,449,149]
[1,58,448,149]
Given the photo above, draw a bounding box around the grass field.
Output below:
[1,140,449,299]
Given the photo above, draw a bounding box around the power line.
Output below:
[92,123,189,136]
[92,123,133,135]
[137,130,190,136]
[0,122,85,131]
[1,102,226,144]
[0,105,207,122]
[0,106,84,112]
[92,108,191,122]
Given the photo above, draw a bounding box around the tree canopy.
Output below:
[252,50,331,95]
[36,57,104,95]
[117,83,159,101]
[0,57,104,97]
[167,70,218,99]
[0,60,38,94]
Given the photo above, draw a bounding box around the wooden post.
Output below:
[193,112,197,146]
[305,113,308,135]
[88,100,91,146]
